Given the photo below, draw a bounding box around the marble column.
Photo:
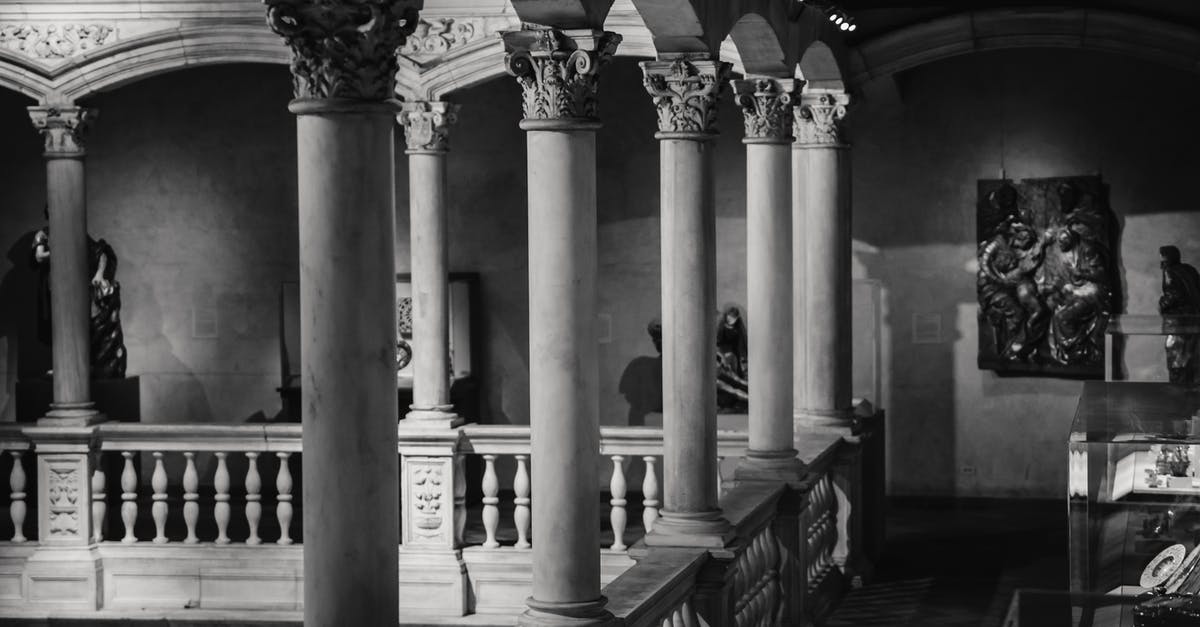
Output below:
[504,28,620,626]
[793,91,853,428]
[639,58,734,547]
[731,78,804,480]
[28,106,101,425]
[399,101,460,426]
[266,2,418,624]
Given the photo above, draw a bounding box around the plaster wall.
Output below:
[851,49,1200,498]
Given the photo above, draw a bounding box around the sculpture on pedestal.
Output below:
[976,176,1116,377]
[30,209,127,379]
[1159,245,1200,384]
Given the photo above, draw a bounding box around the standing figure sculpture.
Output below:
[31,208,127,379]
[1159,245,1200,384]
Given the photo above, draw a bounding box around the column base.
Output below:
[643,510,735,548]
[40,403,105,426]
[794,409,854,430]
[519,597,617,627]
[402,406,463,428]
[734,449,806,483]
[25,545,102,610]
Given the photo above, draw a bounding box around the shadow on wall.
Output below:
[131,289,214,424]
[619,352,661,427]
[0,229,49,418]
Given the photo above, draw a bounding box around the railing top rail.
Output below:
[603,547,708,626]
[457,423,750,457]
[0,423,31,450]
[96,423,302,452]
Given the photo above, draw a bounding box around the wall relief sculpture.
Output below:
[31,209,127,379]
[976,176,1116,377]
[1159,245,1200,384]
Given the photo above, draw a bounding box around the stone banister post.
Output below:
[639,58,734,548]
[731,77,804,481]
[503,26,620,627]
[793,91,854,428]
[265,1,420,624]
[399,100,461,427]
[28,105,102,426]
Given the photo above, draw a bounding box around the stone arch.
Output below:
[0,51,53,101]
[849,8,1200,88]
[725,12,789,77]
[796,40,845,92]
[627,0,715,56]
[53,25,289,103]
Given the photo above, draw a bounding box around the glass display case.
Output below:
[1070,381,1200,626]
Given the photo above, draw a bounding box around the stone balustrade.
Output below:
[0,420,861,623]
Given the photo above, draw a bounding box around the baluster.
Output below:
[214,452,230,544]
[717,455,724,494]
[481,454,499,548]
[513,454,530,549]
[642,456,659,533]
[120,451,137,543]
[245,452,261,545]
[151,452,168,543]
[454,455,466,547]
[276,452,293,545]
[9,451,25,543]
[672,607,684,627]
[183,452,199,543]
[90,457,105,543]
[609,455,627,551]
[681,601,697,627]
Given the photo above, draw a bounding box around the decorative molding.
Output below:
[795,91,849,146]
[731,78,796,143]
[265,0,419,100]
[640,58,729,139]
[0,23,115,61]
[502,29,621,125]
[400,18,483,60]
[28,106,96,156]
[46,464,81,538]
[402,456,456,547]
[398,101,459,153]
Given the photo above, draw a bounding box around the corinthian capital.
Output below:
[265,0,420,101]
[731,78,797,143]
[795,91,850,146]
[28,106,96,157]
[502,29,621,128]
[640,58,730,139]
[399,101,459,153]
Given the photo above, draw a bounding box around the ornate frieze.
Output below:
[795,91,850,146]
[0,24,115,61]
[502,29,621,124]
[731,78,796,142]
[28,106,97,156]
[399,101,459,153]
[640,58,730,138]
[400,18,481,58]
[265,0,420,100]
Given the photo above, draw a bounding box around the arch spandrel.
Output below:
[797,40,846,93]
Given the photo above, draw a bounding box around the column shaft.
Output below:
[408,150,453,415]
[796,146,852,420]
[527,128,601,605]
[45,157,92,411]
[296,107,399,626]
[660,138,719,513]
[746,141,794,453]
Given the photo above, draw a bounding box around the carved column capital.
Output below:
[28,106,96,157]
[731,78,797,144]
[640,58,730,140]
[399,101,459,153]
[265,0,420,101]
[795,91,850,147]
[502,28,621,130]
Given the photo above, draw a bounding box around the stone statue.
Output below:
[715,306,749,411]
[31,209,127,379]
[1159,245,1200,384]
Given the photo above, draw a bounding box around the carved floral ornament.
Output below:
[641,58,730,137]
[795,92,850,146]
[732,78,796,142]
[0,24,115,61]
[503,29,622,124]
[399,101,459,152]
[400,18,481,58]
[28,106,97,156]
[265,0,419,101]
